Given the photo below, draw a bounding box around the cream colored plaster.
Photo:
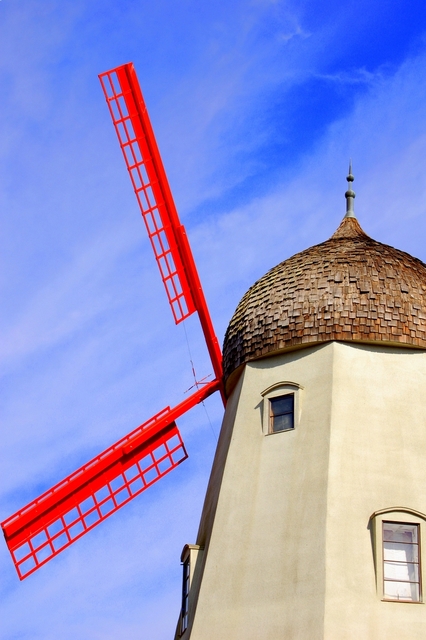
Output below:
[178,342,426,639]
[324,342,426,639]
[175,369,246,640]
[187,343,335,640]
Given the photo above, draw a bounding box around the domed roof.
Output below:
[223,215,426,391]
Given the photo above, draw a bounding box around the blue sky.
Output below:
[2,1,426,638]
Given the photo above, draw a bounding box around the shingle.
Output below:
[223,217,426,388]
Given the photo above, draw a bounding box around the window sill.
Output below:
[265,428,295,436]
[381,598,423,604]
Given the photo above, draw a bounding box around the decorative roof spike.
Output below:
[344,160,356,219]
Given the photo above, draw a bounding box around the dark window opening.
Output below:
[181,557,190,633]
[270,394,294,433]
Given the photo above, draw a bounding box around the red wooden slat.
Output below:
[175,224,224,401]
[99,65,195,324]
[2,379,220,580]
[4,424,186,580]
[99,63,225,403]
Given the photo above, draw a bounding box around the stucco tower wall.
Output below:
[185,342,426,639]
[187,343,335,640]
[324,342,426,639]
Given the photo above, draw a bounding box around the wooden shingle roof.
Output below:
[223,216,426,391]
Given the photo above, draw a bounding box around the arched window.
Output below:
[261,382,303,436]
[370,507,426,603]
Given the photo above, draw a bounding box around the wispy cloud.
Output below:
[2,2,426,638]
[314,67,386,86]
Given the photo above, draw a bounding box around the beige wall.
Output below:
[179,342,426,639]
[324,343,426,638]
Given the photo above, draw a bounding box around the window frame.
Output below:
[179,544,203,636]
[370,508,426,604]
[261,381,303,436]
[382,521,421,602]
[269,393,295,433]
[181,555,190,633]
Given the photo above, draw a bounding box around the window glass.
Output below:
[383,522,420,602]
[181,558,190,633]
[270,394,294,432]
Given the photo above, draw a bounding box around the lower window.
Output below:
[181,557,190,633]
[179,544,202,635]
[383,522,420,602]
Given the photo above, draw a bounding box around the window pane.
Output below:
[384,580,420,601]
[270,395,294,416]
[272,413,294,432]
[384,561,419,582]
[383,542,419,563]
[181,558,190,632]
[270,394,294,433]
[382,522,420,603]
[383,523,418,544]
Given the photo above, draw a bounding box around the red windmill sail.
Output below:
[2,62,225,580]
[98,63,223,388]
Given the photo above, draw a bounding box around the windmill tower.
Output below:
[175,171,426,639]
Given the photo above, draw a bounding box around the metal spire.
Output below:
[344,160,356,218]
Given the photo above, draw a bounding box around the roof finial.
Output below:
[344,160,356,219]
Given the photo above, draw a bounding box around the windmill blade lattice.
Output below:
[99,64,195,324]
[2,380,220,579]
[99,64,224,391]
[2,63,224,581]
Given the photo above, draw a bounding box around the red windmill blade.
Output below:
[2,62,225,580]
[98,63,224,390]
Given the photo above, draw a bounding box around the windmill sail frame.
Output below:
[1,63,225,581]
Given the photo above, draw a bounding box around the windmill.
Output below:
[1,62,225,581]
